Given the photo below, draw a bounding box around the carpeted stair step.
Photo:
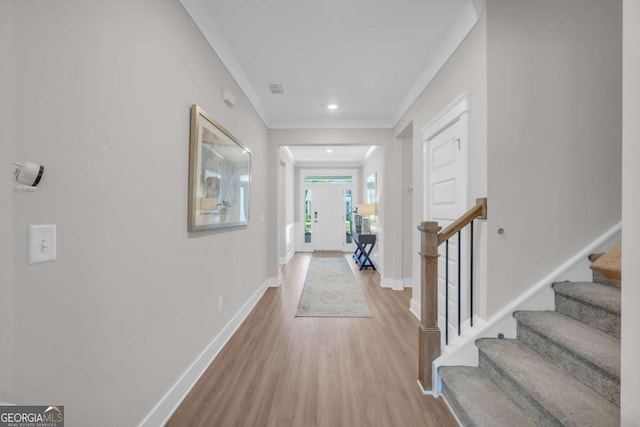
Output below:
[592,270,620,288]
[477,338,619,426]
[514,310,620,405]
[439,366,535,427]
[552,282,620,338]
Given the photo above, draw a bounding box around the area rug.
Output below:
[296,257,373,318]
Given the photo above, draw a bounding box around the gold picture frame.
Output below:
[188,105,251,231]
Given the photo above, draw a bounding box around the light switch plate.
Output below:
[29,224,56,264]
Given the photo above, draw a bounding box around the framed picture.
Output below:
[188,105,251,231]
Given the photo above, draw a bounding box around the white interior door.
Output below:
[312,186,345,250]
[425,122,467,221]
[423,108,469,344]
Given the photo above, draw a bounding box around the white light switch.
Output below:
[29,224,56,265]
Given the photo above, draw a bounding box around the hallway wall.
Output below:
[393,8,488,318]
[269,128,392,147]
[362,146,385,272]
[0,0,14,402]
[277,148,295,263]
[10,0,270,424]
[486,0,622,315]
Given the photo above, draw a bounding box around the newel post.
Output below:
[417,221,442,392]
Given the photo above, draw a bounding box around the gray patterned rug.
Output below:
[296,256,373,318]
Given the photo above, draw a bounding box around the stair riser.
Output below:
[517,322,620,406]
[592,270,620,289]
[441,381,474,427]
[555,294,620,338]
[478,350,561,427]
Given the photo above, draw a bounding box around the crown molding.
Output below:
[179,0,270,126]
[391,0,485,128]
[293,161,366,168]
[268,120,394,130]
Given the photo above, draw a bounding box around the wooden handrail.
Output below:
[438,198,488,245]
[417,197,487,392]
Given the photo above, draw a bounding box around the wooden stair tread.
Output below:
[590,243,621,283]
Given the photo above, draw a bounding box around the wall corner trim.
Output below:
[410,298,421,321]
[179,0,270,126]
[267,276,281,288]
[278,250,295,266]
[420,92,470,137]
[381,277,405,291]
[138,277,273,427]
[392,0,484,127]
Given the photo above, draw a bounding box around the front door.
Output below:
[312,186,346,251]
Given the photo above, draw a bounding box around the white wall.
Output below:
[362,146,385,272]
[10,0,270,424]
[269,128,392,147]
[401,135,414,282]
[0,0,14,402]
[277,148,295,262]
[486,0,622,315]
[393,9,488,317]
[622,0,640,424]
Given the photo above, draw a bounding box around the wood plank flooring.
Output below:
[167,252,457,427]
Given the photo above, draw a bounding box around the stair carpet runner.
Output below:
[439,253,620,426]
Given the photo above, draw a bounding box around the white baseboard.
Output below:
[410,298,421,321]
[403,278,413,287]
[138,277,274,427]
[441,394,463,427]
[381,277,404,291]
[416,380,436,396]
[431,222,622,395]
[266,276,281,288]
[278,250,295,266]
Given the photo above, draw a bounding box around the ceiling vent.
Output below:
[268,83,285,95]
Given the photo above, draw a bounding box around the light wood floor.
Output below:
[167,252,457,427]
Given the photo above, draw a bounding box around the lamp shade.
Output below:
[357,203,376,216]
[200,198,218,211]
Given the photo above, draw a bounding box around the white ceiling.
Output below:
[181,0,483,128]
[284,145,375,166]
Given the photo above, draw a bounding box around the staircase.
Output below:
[439,252,621,426]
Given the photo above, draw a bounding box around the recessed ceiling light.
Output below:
[326,149,333,153]
[327,104,338,110]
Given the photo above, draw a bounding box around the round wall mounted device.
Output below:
[13,162,45,187]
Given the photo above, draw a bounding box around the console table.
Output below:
[353,233,376,270]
